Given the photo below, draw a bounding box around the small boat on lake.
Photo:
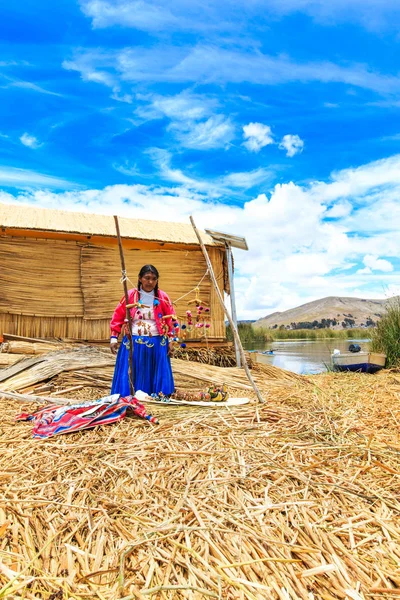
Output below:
[331,351,386,374]
[252,351,275,365]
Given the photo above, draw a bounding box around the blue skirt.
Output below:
[111,335,175,397]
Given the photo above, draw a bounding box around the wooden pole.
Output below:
[189,216,265,404]
[225,242,241,368]
[114,215,134,396]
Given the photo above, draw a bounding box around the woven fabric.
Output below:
[16,394,158,438]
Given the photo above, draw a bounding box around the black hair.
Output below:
[137,264,159,297]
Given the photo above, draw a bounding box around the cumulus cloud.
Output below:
[19,133,41,149]
[279,134,304,157]
[362,254,393,272]
[2,153,400,318]
[242,122,274,152]
[242,123,304,157]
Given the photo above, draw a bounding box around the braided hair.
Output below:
[137,264,159,298]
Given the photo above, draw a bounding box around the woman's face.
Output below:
[139,271,158,292]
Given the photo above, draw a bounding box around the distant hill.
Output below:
[255,296,393,329]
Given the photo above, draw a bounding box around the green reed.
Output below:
[227,323,368,344]
[370,297,400,368]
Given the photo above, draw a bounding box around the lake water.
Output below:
[244,338,371,374]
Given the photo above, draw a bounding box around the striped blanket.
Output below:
[16,393,159,438]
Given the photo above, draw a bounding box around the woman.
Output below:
[110,265,177,397]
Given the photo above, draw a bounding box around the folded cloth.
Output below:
[16,394,158,438]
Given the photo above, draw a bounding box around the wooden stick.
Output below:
[189,216,265,404]
[114,215,134,396]
[0,389,72,404]
[3,333,60,345]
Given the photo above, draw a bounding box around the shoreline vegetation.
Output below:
[370,297,400,368]
[227,322,370,344]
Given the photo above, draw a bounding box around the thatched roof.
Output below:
[0,203,219,246]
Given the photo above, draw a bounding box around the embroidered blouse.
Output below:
[110,288,177,339]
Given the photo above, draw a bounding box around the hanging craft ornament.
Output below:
[179,283,212,345]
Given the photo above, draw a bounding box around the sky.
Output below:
[1,0,400,319]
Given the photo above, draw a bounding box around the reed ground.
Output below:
[1,365,399,599]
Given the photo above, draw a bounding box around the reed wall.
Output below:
[0,234,226,341]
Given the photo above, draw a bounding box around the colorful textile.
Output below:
[15,393,158,439]
[111,335,174,397]
[110,288,176,339]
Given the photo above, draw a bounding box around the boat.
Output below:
[252,351,275,365]
[331,351,386,373]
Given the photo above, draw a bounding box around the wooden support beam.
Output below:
[189,216,265,404]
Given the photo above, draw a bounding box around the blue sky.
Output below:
[1,0,400,318]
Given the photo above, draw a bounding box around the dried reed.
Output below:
[0,363,399,599]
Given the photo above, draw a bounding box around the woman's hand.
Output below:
[110,342,118,355]
[167,342,174,357]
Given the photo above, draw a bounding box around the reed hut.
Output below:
[0,204,229,342]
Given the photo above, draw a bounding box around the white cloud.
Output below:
[10,81,62,96]
[325,200,352,218]
[357,267,372,274]
[170,114,234,150]
[135,91,233,150]
[136,91,217,123]
[148,148,272,193]
[242,122,274,152]
[62,51,117,87]
[220,168,273,189]
[19,133,42,149]
[264,0,400,31]
[63,45,400,94]
[80,0,184,31]
[0,166,75,188]
[362,254,393,272]
[3,153,400,318]
[279,134,304,157]
[113,161,140,176]
[80,0,400,33]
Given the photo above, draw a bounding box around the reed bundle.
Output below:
[173,346,238,368]
[0,370,399,599]
[0,347,115,392]
[0,344,302,395]
[0,341,68,355]
[0,354,25,367]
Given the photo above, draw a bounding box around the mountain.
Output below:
[255,296,393,329]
